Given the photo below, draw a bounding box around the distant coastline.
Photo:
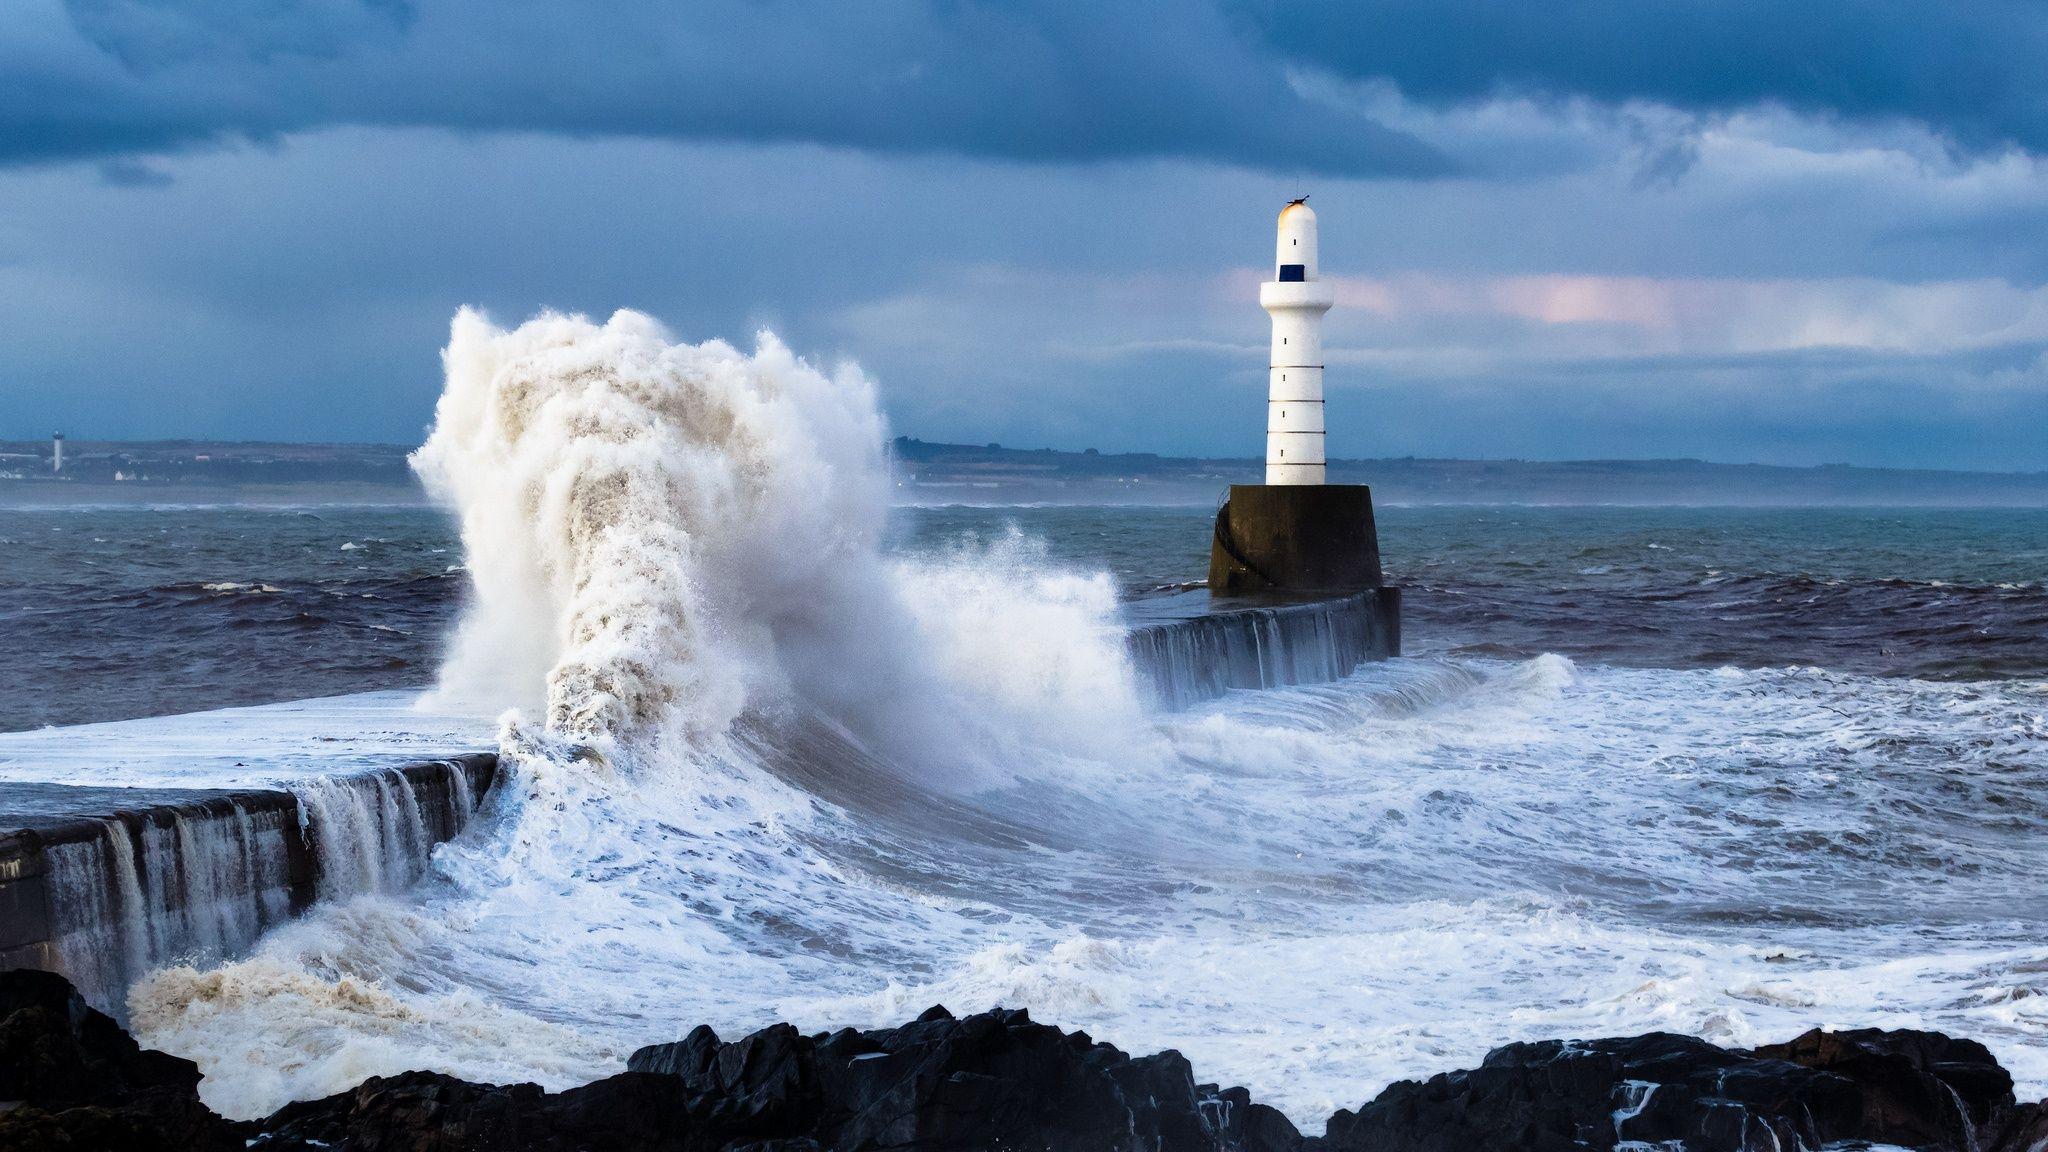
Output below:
[0,439,426,506]
[5,436,2046,507]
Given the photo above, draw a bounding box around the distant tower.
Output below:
[1260,198,1334,485]
[51,432,63,474]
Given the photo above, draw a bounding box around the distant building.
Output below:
[51,432,63,474]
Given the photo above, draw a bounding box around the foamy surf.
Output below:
[114,657,2048,1124]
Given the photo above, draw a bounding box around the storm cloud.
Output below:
[2,2,2046,468]
[15,0,2048,176]
[1248,0,2048,158]
[7,0,1442,175]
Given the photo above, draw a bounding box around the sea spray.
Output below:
[410,307,1139,776]
[411,307,897,747]
[128,309,1155,1116]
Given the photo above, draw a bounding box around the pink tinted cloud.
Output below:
[1323,272,2048,355]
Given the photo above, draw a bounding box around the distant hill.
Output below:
[890,438,2048,506]
[4,437,2044,507]
[0,439,414,491]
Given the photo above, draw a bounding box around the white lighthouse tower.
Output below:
[1259,198,1335,485]
[1209,197,1392,610]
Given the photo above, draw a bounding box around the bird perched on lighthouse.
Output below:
[1259,198,1336,485]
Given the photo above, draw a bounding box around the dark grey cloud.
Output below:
[10,2,2047,184]
[3,0,1443,175]
[1245,0,2048,157]
[3,7,2045,471]
[4,126,2046,467]
[69,0,417,70]
[96,156,171,186]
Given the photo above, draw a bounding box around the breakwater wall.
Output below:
[0,755,494,1015]
[1,592,1390,1013]
[1126,588,1401,710]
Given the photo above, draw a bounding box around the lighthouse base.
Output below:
[1209,483,1385,596]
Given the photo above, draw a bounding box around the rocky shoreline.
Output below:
[4,968,2043,1151]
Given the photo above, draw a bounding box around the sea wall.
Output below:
[0,755,494,1015]
[2,593,1391,1013]
[1125,588,1401,710]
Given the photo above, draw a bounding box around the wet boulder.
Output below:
[1201,1084,1305,1152]
[250,1003,1276,1150]
[1752,1027,2014,1148]
[249,1069,698,1152]
[628,1003,1269,1151]
[0,967,244,1151]
[10,967,2047,1152]
[0,967,201,1104]
[1319,1027,2026,1152]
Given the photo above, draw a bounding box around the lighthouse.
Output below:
[1208,196,1397,643]
[1261,199,1334,485]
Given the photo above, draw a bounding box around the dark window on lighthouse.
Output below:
[1278,264,1306,282]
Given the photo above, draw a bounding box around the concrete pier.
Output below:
[0,581,1401,1016]
[0,754,494,1014]
[1125,587,1401,708]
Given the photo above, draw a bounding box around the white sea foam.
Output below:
[0,691,495,790]
[117,662,2048,1126]
[404,308,1131,776]
[113,311,2048,1127]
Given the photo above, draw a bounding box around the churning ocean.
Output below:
[5,499,2046,1125]
[6,504,2045,731]
[1,315,2044,1127]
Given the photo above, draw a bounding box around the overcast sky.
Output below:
[4,0,2046,468]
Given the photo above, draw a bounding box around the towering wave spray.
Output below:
[133,310,1146,1116]
[416,308,883,745]
[411,307,1138,771]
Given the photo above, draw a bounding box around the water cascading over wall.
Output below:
[2,589,1392,1015]
[0,756,493,1015]
[1124,589,1402,710]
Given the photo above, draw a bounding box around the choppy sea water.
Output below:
[6,504,2044,731]
[2,498,2044,1130]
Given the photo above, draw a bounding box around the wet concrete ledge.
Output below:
[1124,587,1402,708]
[0,754,496,1010]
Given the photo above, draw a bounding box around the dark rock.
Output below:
[1753,1027,2015,1148]
[251,1069,699,1151]
[0,967,200,1105]
[256,1003,1267,1150]
[10,967,2048,1152]
[1322,1027,2032,1152]
[1204,1085,1302,1152]
[627,1003,1244,1151]
[1989,1101,2048,1152]
[0,967,245,1151]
